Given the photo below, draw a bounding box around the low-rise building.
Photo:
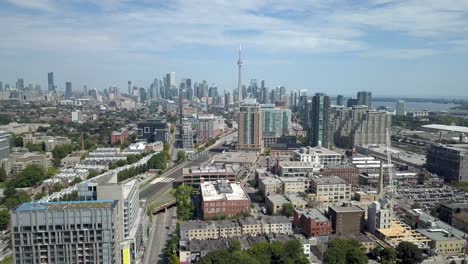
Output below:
[111,129,129,145]
[292,146,342,165]
[265,194,290,214]
[183,165,239,186]
[452,212,468,233]
[416,228,465,256]
[180,221,220,241]
[260,215,293,235]
[439,202,468,225]
[278,161,321,177]
[258,176,283,196]
[238,217,262,236]
[293,208,332,237]
[23,133,71,151]
[319,165,360,186]
[4,152,50,177]
[0,131,10,160]
[211,151,258,168]
[311,176,351,206]
[329,205,365,235]
[280,177,311,194]
[285,193,308,209]
[180,216,292,241]
[201,181,250,219]
[426,144,468,182]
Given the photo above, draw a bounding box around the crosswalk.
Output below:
[150,176,174,185]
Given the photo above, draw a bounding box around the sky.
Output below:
[1,0,468,98]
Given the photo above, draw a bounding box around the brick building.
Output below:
[319,165,360,186]
[111,130,129,145]
[329,205,365,235]
[293,208,332,237]
[201,181,250,219]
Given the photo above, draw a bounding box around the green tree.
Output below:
[324,238,367,264]
[26,142,45,152]
[87,170,100,179]
[33,192,46,201]
[230,240,241,252]
[126,154,140,164]
[0,114,11,125]
[396,242,423,264]
[282,203,294,217]
[11,134,23,147]
[11,164,48,187]
[380,247,397,264]
[0,210,10,230]
[71,177,82,185]
[174,185,195,221]
[177,150,186,163]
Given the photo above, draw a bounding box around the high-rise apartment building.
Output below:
[308,93,331,148]
[357,91,372,109]
[16,79,24,90]
[336,95,344,106]
[78,179,146,263]
[238,99,263,152]
[333,107,391,148]
[65,81,72,99]
[260,104,291,146]
[48,72,54,92]
[11,200,122,264]
[396,100,406,116]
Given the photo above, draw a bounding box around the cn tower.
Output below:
[237,45,243,103]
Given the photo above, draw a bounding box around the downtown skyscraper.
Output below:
[238,99,263,152]
[307,93,331,148]
[47,72,54,92]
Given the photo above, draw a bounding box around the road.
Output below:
[140,131,237,201]
[144,206,178,264]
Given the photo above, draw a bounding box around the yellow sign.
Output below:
[123,248,131,264]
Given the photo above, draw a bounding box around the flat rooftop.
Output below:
[329,205,364,213]
[201,181,249,202]
[184,166,237,175]
[261,215,290,224]
[211,151,258,164]
[294,146,341,156]
[260,176,282,185]
[280,161,321,168]
[266,194,289,204]
[417,228,463,241]
[13,200,117,212]
[313,176,349,185]
[295,208,328,222]
[280,177,309,182]
[122,179,138,200]
[422,124,468,134]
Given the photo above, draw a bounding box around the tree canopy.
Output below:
[9,164,48,188]
[282,203,294,217]
[200,239,308,264]
[174,184,195,221]
[323,238,368,264]
[396,242,423,264]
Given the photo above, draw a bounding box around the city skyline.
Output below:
[1,0,468,97]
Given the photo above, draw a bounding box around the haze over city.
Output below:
[1,0,468,97]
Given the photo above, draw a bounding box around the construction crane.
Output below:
[386,128,395,198]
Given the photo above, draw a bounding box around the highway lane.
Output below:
[140,131,236,201]
[144,206,177,264]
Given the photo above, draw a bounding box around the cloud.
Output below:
[361,48,440,59]
[0,0,467,60]
[6,0,55,11]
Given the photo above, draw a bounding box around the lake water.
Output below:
[373,101,459,111]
